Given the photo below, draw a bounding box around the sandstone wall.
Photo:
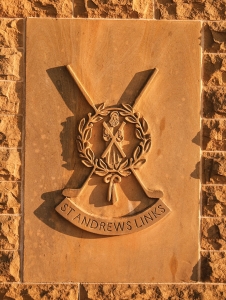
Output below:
[0,1,225,299]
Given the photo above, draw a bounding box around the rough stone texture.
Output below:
[0,251,19,282]
[203,86,226,118]
[0,284,79,299]
[203,54,226,86]
[201,218,226,250]
[203,119,226,151]
[0,115,22,148]
[204,22,226,53]
[0,149,21,181]
[155,0,226,20]
[0,216,20,250]
[201,251,226,282]
[81,284,226,299]
[74,0,149,18]
[0,0,72,18]
[0,19,23,48]
[0,81,23,115]
[0,48,23,81]
[202,152,226,184]
[202,185,226,217]
[0,181,20,214]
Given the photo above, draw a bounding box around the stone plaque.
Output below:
[25,19,201,282]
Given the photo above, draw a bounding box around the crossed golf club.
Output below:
[63,64,163,200]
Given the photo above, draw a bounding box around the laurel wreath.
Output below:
[77,103,151,179]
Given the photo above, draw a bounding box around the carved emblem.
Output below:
[55,65,170,235]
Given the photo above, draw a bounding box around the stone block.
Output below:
[202,185,226,217]
[74,0,141,18]
[81,284,226,300]
[202,119,226,151]
[204,22,226,53]
[0,0,73,18]
[203,54,226,86]
[0,181,20,214]
[0,216,20,250]
[0,251,20,282]
[25,19,201,283]
[203,86,226,118]
[0,115,22,148]
[155,0,226,20]
[0,48,23,81]
[201,218,226,250]
[202,152,226,184]
[201,251,226,282]
[0,19,23,48]
[0,81,23,114]
[0,283,79,299]
[0,149,21,181]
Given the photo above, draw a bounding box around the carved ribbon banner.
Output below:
[56,198,170,236]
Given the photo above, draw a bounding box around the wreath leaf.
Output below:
[133,146,141,160]
[119,159,129,169]
[125,116,137,123]
[78,118,85,134]
[98,103,105,111]
[77,140,83,152]
[135,128,143,140]
[84,128,92,141]
[133,159,146,169]
[144,139,151,152]
[119,170,131,177]
[86,148,94,161]
[122,103,133,112]
[99,159,107,169]
[95,170,108,176]
[140,117,148,133]
[92,116,103,123]
[81,160,93,167]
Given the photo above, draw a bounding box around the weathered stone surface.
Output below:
[204,22,226,53]
[0,284,79,299]
[201,218,226,250]
[0,251,19,282]
[0,115,22,148]
[25,19,201,283]
[155,0,226,20]
[0,216,20,250]
[0,48,23,81]
[201,251,226,282]
[0,19,23,48]
[74,0,145,18]
[81,284,226,299]
[202,185,226,217]
[0,181,20,214]
[203,119,226,151]
[203,86,226,118]
[0,149,21,181]
[203,54,226,86]
[0,0,72,18]
[202,152,226,184]
[0,81,23,115]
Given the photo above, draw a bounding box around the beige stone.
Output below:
[201,251,226,283]
[0,48,23,81]
[155,0,226,20]
[203,86,226,118]
[0,284,79,300]
[201,218,226,250]
[0,115,22,148]
[203,119,226,151]
[81,284,226,300]
[0,19,23,48]
[0,251,20,282]
[203,54,226,86]
[202,152,226,184]
[202,185,226,217]
[25,19,201,282]
[0,149,21,181]
[0,81,23,114]
[0,216,20,250]
[204,22,226,53]
[0,181,20,214]
[0,0,72,18]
